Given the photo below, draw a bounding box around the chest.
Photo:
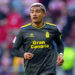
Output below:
[22,29,56,42]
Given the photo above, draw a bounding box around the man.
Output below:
[12,3,64,75]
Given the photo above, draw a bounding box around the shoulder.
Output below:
[45,22,56,27]
[20,23,32,29]
[17,23,32,33]
[45,22,61,33]
[45,22,57,30]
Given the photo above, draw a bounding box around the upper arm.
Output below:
[54,29,62,45]
[13,29,23,49]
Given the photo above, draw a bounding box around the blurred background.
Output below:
[0,0,75,75]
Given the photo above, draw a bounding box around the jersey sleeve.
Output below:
[54,28,64,54]
[11,29,25,57]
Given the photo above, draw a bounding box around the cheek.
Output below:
[30,15,33,19]
[40,13,44,17]
[30,13,32,17]
[39,14,44,19]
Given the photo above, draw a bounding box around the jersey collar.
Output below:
[32,22,46,29]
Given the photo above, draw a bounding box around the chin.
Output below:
[33,21,39,23]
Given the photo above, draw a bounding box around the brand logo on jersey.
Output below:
[30,33,34,37]
[46,32,50,38]
[31,41,49,49]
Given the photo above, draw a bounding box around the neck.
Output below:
[32,20,44,28]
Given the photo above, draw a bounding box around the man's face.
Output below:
[30,6,45,23]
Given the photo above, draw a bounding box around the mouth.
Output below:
[33,17,38,19]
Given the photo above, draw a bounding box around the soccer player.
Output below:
[12,3,64,75]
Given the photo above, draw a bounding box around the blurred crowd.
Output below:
[0,0,75,75]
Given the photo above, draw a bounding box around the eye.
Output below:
[36,10,40,13]
[30,9,34,13]
[30,11,34,13]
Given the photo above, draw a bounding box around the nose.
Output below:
[33,12,37,16]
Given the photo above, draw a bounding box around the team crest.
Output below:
[46,32,50,38]
[30,33,34,37]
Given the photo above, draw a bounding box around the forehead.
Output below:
[30,6,42,11]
